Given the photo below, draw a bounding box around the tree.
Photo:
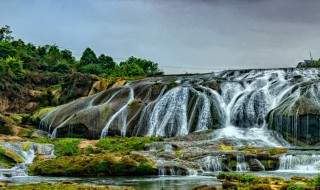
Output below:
[120,56,164,76]
[0,42,17,59]
[98,54,115,70]
[80,63,104,75]
[0,56,25,79]
[120,62,145,76]
[61,49,76,65]
[0,25,13,42]
[52,61,71,73]
[6,56,25,79]
[79,48,97,66]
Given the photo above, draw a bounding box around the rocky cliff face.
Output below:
[0,72,121,114]
[37,68,320,145]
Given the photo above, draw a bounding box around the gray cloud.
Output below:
[1,0,320,73]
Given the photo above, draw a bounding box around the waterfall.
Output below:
[254,159,265,171]
[197,156,223,172]
[164,144,173,152]
[100,86,134,138]
[278,154,320,172]
[38,68,320,145]
[0,142,55,178]
[236,155,250,172]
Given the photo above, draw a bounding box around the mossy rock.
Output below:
[0,147,24,167]
[249,184,272,190]
[28,154,157,177]
[5,182,131,190]
[30,106,58,124]
[0,154,17,169]
[0,114,15,135]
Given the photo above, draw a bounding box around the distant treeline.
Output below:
[0,25,164,81]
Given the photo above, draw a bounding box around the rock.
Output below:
[222,181,237,190]
[33,143,55,157]
[31,130,49,138]
[248,159,264,171]
[193,185,217,190]
[267,83,320,145]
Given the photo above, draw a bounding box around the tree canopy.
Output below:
[0,25,164,79]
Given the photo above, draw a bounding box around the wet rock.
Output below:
[193,185,217,190]
[222,181,237,190]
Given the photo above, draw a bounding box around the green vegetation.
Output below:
[28,153,156,177]
[95,137,162,154]
[30,138,83,157]
[0,25,164,110]
[266,148,287,155]
[5,182,133,190]
[217,173,320,190]
[0,25,163,80]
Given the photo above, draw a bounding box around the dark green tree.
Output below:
[80,48,97,66]
[80,63,104,75]
[98,54,115,70]
[0,25,13,42]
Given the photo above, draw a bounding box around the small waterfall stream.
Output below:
[0,142,54,178]
[278,154,320,172]
[236,155,250,172]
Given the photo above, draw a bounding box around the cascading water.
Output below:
[197,156,223,172]
[38,68,320,146]
[0,142,54,178]
[278,153,320,172]
[236,155,250,172]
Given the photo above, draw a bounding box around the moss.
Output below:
[0,114,15,135]
[21,142,30,151]
[96,137,162,155]
[128,99,141,110]
[176,150,183,157]
[30,138,83,157]
[266,148,287,155]
[249,184,272,190]
[0,154,17,168]
[28,154,156,177]
[218,144,233,151]
[5,182,131,190]
[18,128,32,138]
[167,82,177,90]
[30,106,58,124]
[0,147,24,163]
[238,146,264,154]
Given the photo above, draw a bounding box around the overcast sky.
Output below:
[1,0,320,74]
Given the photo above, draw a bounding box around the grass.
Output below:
[96,137,162,155]
[5,183,133,190]
[30,138,83,157]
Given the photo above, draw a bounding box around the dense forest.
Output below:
[0,25,163,80]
